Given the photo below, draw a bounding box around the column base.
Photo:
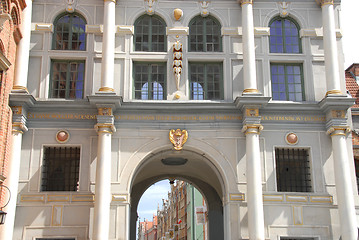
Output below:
[325,89,344,97]
[12,85,29,94]
[98,87,115,92]
[242,88,261,95]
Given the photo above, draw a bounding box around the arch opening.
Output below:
[129,149,226,240]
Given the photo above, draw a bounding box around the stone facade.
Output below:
[4,0,359,240]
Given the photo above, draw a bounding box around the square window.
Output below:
[41,147,80,191]
[133,62,166,100]
[275,148,312,192]
[50,60,85,99]
[189,62,223,100]
[271,63,304,101]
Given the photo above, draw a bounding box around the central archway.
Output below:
[129,149,226,240]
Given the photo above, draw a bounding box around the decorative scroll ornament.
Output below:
[65,0,77,13]
[199,1,210,17]
[173,41,183,91]
[169,129,188,151]
[145,0,157,15]
[277,2,290,18]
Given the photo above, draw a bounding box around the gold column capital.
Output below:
[12,122,27,134]
[240,0,253,6]
[104,0,116,3]
[326,126,350,137]
[95,123,116,134]
[242,88,260,94]
[242,124,263,135]
[316,0,334,6]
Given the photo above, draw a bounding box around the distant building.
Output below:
[157,181,207,240]
[345,63,359,193]
[138,215,158,240]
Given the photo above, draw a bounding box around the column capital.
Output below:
[104,0,116,3]
[326,126,350,136]
[11,106,28,134]
[95,123,116,134]
[95,107,116,134]
[242,124,263,135]
[316,0,334,6]
[239,0,253,6]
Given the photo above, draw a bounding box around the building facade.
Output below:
[3,0,359,240]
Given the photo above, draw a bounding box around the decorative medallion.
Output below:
[173,41,183,91]
[331,110,345,119]
[144,0,157,15]
[56,130,70,143]
[11,106,23,115]
[285,132,298,145]
[169,129,188,150]
[245,108,259,117]
[98,107,113,116]
[174,8,183,21]
[277,2,290,18]
[65,0,77,13]
[199,1,210,17]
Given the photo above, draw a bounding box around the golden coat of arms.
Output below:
[169,129,188,150]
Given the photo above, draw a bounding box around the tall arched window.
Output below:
[269,17,301,53]
[0,0,9,14]
[134,15,166,52]
[10,7,19,26]
[188,15,222,52]
[53,13,86,51]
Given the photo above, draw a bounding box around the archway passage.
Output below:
[129,149,225,240]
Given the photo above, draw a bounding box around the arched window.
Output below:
[189,15,222,52]
[10,7,19,26]
[0,0,9,14]
[53,13,86,51]
[269,17,301,53]
[134,15,166,52]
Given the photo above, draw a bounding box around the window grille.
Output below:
[189,62,223,100]
[134,15,166,52]
[133,62,166,100]
[189,15,222,52]
[271,63,304,101]
[41,147,80,191]
[53,13,86,50]
[275,148,312,192]
[50,60,85,99]
[269,17,301,53]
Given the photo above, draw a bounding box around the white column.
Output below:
[241,0,259,94]
[12,0,32,93]
[243,124,265,240]
[99,0,116,92]
[321,0,342,95]
[93,125,113,239]
[0,121,27,240]
[328,127,358,240]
